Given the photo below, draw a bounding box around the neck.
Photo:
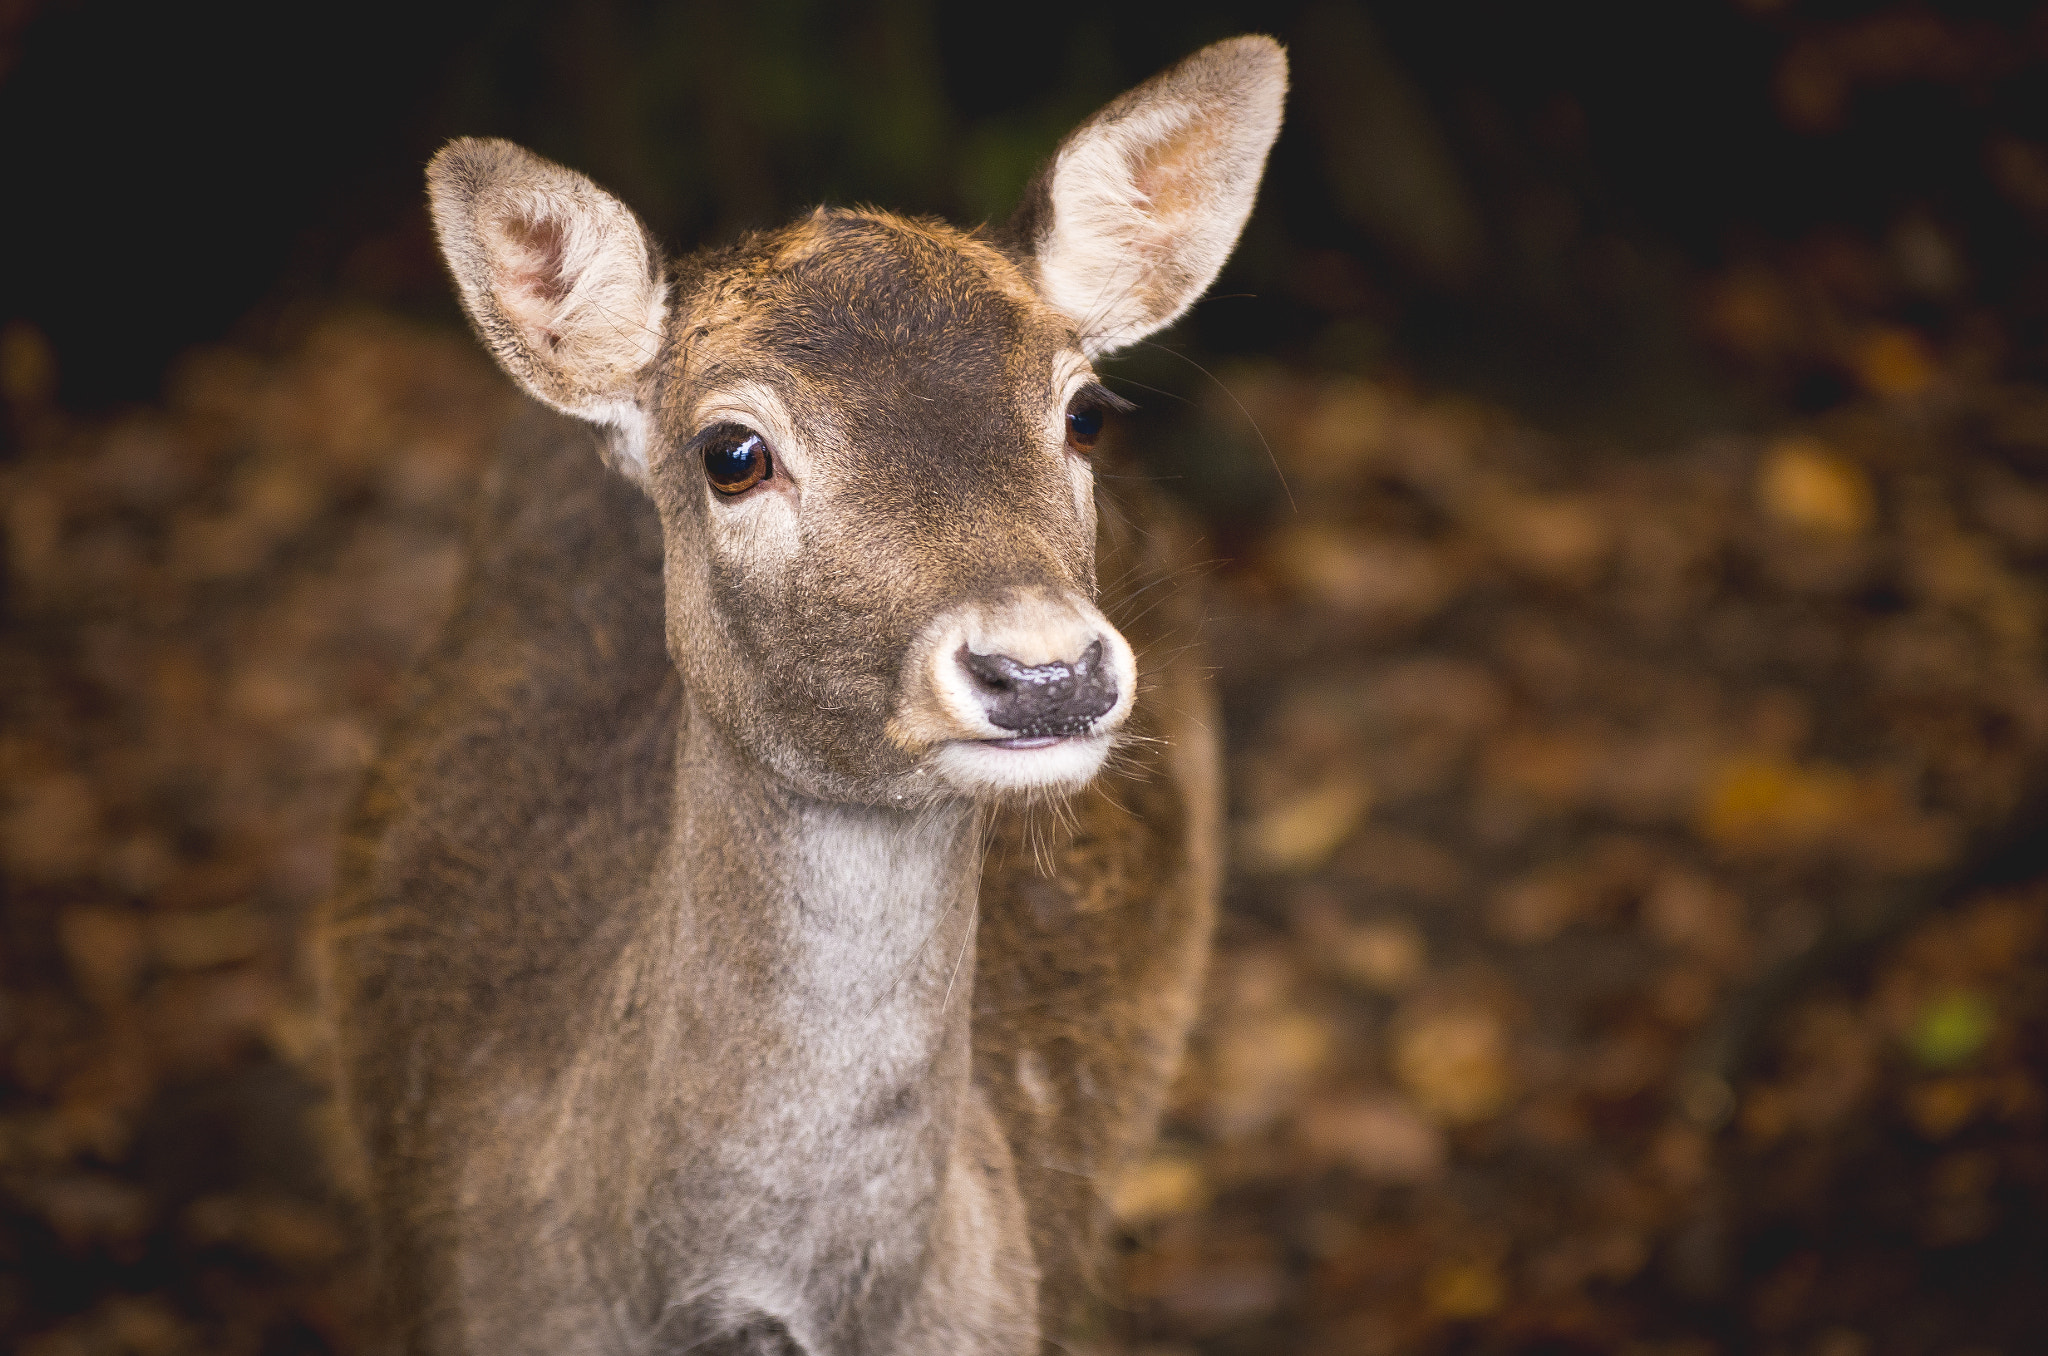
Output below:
[539,699,1038,1348]
[622,701,984,1233]
[664,709,981,1045]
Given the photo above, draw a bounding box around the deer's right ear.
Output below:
[427,138,667,477]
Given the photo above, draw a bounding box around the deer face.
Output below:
[642,212,1137,803]
[427,38,1285,806]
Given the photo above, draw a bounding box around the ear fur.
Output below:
[427,138,667,477]
[1012,35,1287,356]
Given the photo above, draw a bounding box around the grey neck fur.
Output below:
[545,694,992,1348]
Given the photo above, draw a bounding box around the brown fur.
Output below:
[320,35,1280,1355]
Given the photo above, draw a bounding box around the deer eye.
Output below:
[1064,383,1131,455]
[1065,404,1104,451]
[701,426,772,495]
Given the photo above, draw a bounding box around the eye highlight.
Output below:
[698,425,773,496]
[1066,404,1103,449]
[1064,383,1133,455]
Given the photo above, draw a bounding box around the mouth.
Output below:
[931,729,1116,795]
[982,734,1069,751]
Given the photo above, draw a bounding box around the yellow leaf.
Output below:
[1239,777,1371,874]
[1394,1006,1513,1125]
[1424,1260,1505,1320]
[1758,437,1875,536]
[1108,1153,1210,1225]
[1698,756,1857,852]
[1856,326,1935,398]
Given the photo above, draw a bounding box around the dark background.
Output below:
[9,0,2048,424]
[8,4,2048,1355]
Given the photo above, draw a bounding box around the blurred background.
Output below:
[6,1,2048,1353]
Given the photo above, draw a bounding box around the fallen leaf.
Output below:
[1856,326,1936,398]
[1239,776,1371,874]
[27,1173,152,1249]
[1643,870,1748,966]
[1153,1263,1287,1325]
[4,771,100,883]
[1297,1093,1446,1182]
[1109,1154,1210,1226]
[1394,1005,1514,1125]
[1907,992,1996,1070]
[1488,870,1590,945]
[184,1193,349,1267]
[1697,755,1857,852]
[1210,1011,1336,1136]
[1488,494,1613,586]
[1295,377,1394,479]
[150,907,271,970]
[1758,437,1875,536]
[1903,1077,1981,1140]
[56,907,148,1005]
[1270,526,1458,623]
[1423,1259,1505,1320]
[1334,919,1428,992]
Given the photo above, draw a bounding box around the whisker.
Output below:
[1134,338,1295,513]
[937,893,979,1020]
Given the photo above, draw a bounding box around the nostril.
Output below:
[960,648,1025,695]
[956,640,1116,736]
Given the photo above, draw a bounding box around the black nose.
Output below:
[959,640,1117,736]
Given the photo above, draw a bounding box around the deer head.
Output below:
[426,37,1285,808]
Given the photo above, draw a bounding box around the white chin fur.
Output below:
[931,733,1115,798]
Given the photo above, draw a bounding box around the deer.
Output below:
[318,35,1285,1355]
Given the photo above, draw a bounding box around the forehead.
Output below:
[673,210,1073,410]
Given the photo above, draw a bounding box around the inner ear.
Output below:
[1129,121,1221,229]
[489,212,576,353]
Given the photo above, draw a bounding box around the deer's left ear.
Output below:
[1012,35,1286,357]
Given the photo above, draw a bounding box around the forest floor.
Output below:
[2,295,2046,1356]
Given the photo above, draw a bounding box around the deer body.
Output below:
[321,38,1284,1354]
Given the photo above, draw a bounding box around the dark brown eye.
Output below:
[1064,383,1131,455]
[702,426,772,495]
[1065,404,1104,451]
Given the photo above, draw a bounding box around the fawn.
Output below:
[320,35,1285,1354]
